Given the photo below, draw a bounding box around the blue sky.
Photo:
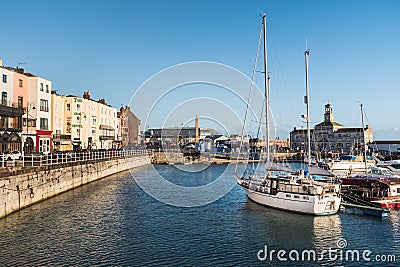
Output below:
[2,0,400,139]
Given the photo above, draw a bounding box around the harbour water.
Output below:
[0,164,399,266]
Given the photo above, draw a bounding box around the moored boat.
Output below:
[320,155,375,176]
[342,176,400,209]
[235,14,341,215]
[239,168,341,215]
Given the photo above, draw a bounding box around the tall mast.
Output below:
[360,103,368,175]
[262,14,270,162]
[304,49,311,167]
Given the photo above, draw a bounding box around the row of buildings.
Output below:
[0,58,140,154]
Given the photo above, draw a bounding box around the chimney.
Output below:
[83,90,91,100]
[15,67,24,74]
[98,98,106,104]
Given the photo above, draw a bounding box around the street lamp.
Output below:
[25,102,36,154]
[80,112,87,149]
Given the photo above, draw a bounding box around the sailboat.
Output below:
[236,14,341,215]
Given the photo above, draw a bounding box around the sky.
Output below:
[2,0,400,139]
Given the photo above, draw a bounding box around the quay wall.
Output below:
[0,155,150,219]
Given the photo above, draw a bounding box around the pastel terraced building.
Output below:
[51,92,71,151]
[1,56,132,153]
[25,72,52,154]
[52,91,118,151]
[0,61,25,152]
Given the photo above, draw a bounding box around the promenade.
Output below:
[0,149,150,218]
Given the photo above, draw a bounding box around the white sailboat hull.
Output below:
[243,187,341,215]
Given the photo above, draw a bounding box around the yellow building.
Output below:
[51,91,117,151]
[51,91,72,151]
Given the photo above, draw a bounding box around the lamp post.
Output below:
[80,112,86,149]
[25,102,36,154]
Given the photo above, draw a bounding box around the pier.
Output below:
[149,150,297,165]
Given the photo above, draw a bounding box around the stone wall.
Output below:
[0,155,150,219]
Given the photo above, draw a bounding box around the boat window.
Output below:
[397,188,400,194]
[286,194,291,198]
[294,195,299,199]
[303,196,309,200]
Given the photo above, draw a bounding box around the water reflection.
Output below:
[0,165,398,266]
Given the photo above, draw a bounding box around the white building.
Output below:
[26,73,52,154]
[97,97,117,149]
[0,64,14,106]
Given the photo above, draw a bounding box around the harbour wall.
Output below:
[0,155,150,219]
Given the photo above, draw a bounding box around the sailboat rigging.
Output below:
[236,14,341,215]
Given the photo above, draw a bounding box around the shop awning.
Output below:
[99,125,115,131]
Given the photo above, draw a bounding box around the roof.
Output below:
[24,72,37,77]
[290,129,313,134]
[315,121,344,127]
[373,140,400,145]
[336,127,365,133]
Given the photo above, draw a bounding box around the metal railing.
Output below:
[0,149,148,168]
[53,134,72,141]
[1,100,24,109]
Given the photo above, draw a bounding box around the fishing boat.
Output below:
[235,14,341,215]
[342,177,400,209]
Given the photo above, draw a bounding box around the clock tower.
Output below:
[324,103,334,122]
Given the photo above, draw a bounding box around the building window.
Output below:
[46,84,49,93]
[23,119,36,127]
[40,118,49,130]
[19,79,23,87]
[40,99,49,112]
[40,83,44,91]
[92,117,96,126]
[77,103,81,111]
[2,74,7,83]
[66,103,70,111]
[1,92,7,105]
[92,129,96,136]
[18,96,23,108]
[28,119,36,127]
